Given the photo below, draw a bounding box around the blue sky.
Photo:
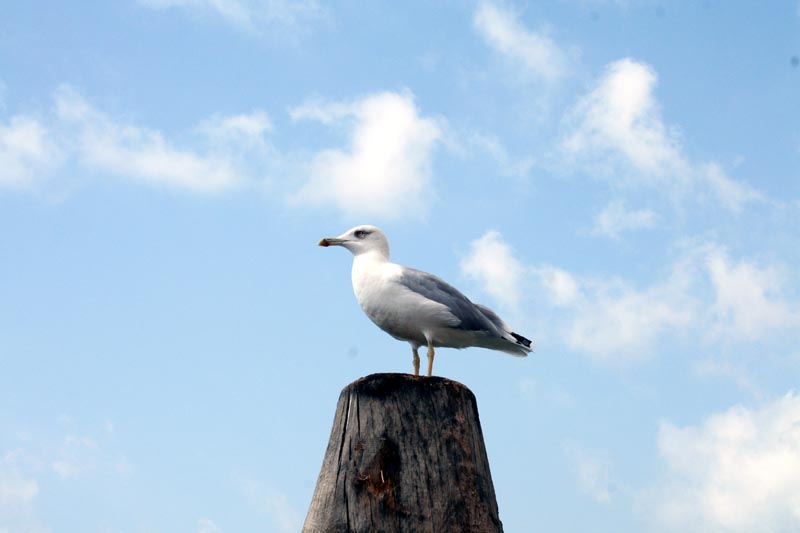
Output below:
[1,1,799,532]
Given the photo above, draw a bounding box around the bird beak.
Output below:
[318,237,347,247]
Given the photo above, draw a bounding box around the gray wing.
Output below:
[475,303,510,332]
[397,267,499,333]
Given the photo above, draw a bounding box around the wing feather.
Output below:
[397,268,497,333]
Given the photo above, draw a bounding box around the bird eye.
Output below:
[354,230,367,239]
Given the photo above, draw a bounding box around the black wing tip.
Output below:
[511,332,532,348]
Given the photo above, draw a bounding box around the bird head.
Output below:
[318,225,390,259]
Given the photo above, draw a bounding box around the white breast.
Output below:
[350,255,458,346]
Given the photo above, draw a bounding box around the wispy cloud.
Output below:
[0,468,38,507]
[0,452,46,533]
[457,131,535,178]
[592,199,658,238]
[242,478,302,533]
[0,416,131,532]
[0,114,59,188]
[197,110,272,141]
[50,460,79,480]
[197,517,221,533]
[649,392,800,532]
[693,357,761,397]
[0,84,281,195]
[289,91,441,219]
[566,443,616,503]
[562,58,762,211]
[702,162,764,212]
[705,246,800,341]
[137,0,328,35]
[563,259,696,360]
[474,2,569,82]
[533,264,581,307]
[56,86,244,193]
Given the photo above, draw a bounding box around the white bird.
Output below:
[319,225,534,377]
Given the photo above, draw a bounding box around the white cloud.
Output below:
[564,260,696,360]
[566,444,615,503]
[138,0,327,34]
[562,58,763,211]
[474,2,568,82]
[242,479,302,533]
[460,230,525,310]
[560,247,798,359]
[652,393,800,532]
[55,86,243,193]
[533,265,581,307]
[592,199,658,238]
[703,162,764,212]
[0,114,58,188]
[563,58,689,181]
[462,131,535,178]
[0,84,278,195]
[705,247,799,341]
[289,91,441,219]
[460,230,694,359]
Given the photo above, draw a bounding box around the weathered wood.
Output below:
[303,373,503,533]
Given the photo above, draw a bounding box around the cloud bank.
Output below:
[460,231,800,360]
[0,84,446,221]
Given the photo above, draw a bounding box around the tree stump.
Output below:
[303,373,503,533]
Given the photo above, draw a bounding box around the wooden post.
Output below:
[303,373,503,533]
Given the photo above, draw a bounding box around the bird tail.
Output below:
[475,304,535,357]
[511,332,534,350]
[486,333,533,357]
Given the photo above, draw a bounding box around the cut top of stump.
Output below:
[303,373,503,533]
[348,372,476,400]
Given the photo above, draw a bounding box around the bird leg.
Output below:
[412,347,420,377]
[426,341,435,377]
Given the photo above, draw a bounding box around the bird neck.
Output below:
[351,250,391,297]
[353,249,390,265]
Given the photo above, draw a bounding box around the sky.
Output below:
[1,1,799,532]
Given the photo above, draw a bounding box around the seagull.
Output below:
[319,225,534,377]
